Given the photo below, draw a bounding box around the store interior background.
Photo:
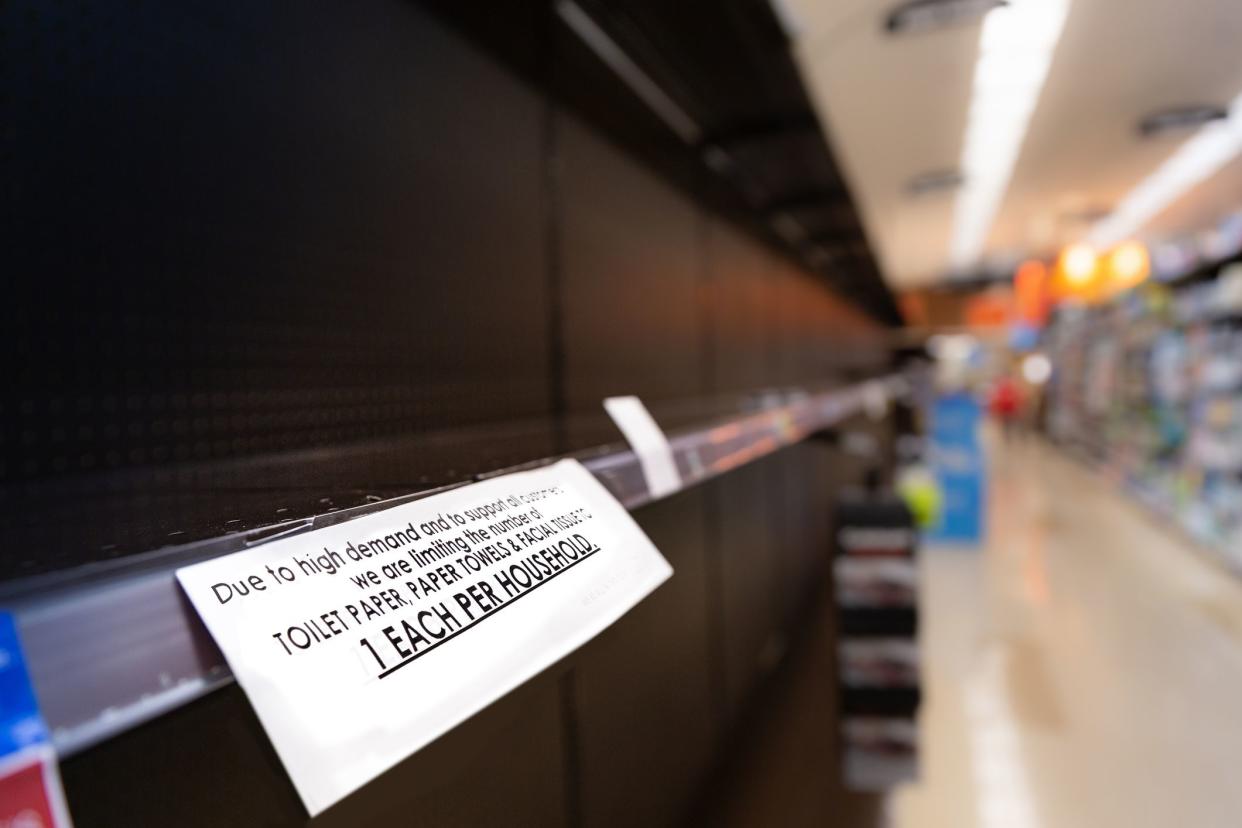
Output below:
[7,0,1242,825]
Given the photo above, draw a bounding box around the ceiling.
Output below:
[781,0,1242,289]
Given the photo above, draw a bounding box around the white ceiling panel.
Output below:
[783,0,1242,289]
[992,0,1242,255]
[789,0,978,287]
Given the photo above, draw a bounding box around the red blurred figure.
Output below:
[990,375,1023,441]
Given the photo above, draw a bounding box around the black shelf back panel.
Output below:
[2,0,887,581]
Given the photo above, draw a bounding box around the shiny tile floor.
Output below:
[892,432,1242,828]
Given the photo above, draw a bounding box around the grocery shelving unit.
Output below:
[0,375,909,760]
[1047,248,1242,573]
[2,1,912,822]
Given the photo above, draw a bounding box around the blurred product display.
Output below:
[925,391,986,544]
[1047,255,1242,563]
[833,489,922,791]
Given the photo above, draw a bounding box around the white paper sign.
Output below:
[176,459,672,816]
[602,396,681,499]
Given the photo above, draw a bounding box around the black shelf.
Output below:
[0,375,907,758]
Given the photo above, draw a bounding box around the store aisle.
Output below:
[892,432,1242,828]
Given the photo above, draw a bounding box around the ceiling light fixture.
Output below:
[1059,204,1111,224]
[949,0,1069,272]
[1090,91,1242,247]
[885,0,1007,35]
[555,1,703,145]
[906,168,965,196]
[1138,105,1228,139]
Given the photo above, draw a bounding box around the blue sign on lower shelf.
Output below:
[0,612,74,827]
[926,392,986,545]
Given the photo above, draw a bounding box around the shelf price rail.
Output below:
[0,375,909,758]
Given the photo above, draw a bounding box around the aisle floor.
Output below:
[893,433,1242,828]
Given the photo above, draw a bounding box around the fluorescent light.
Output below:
[1090,89,1242,246]
[906,168,964,196]
[556,1,703,145]
[950,0,1069,271]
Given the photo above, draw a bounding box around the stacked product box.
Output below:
[833,492,921,790]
